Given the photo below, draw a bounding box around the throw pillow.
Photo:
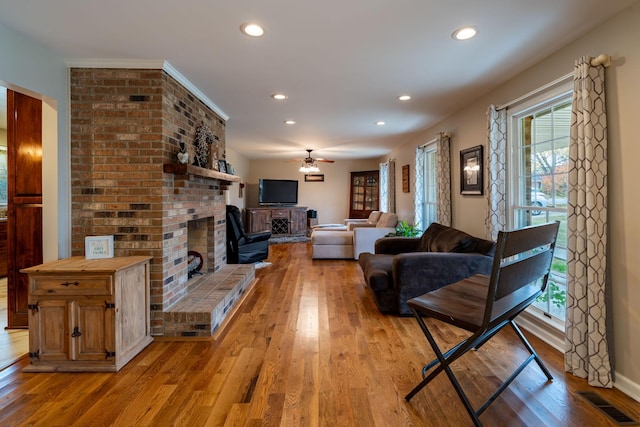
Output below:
[418,222,477,253]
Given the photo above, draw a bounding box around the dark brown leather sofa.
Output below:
[357,223,495,315]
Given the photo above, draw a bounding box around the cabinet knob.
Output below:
[71,326,82,338]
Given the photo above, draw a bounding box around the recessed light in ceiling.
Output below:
[284,120,296,125]
[240,23,265,37]
[398,95,411,101]
[452,26,477,40]
[271,93,287,100]
[376,121,386,126]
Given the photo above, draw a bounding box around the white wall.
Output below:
[0,23,69,260]
[224,147,251,210]
[242,158,380,225]
[387,3,640,399]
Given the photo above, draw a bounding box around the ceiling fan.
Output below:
[289,149,334,173]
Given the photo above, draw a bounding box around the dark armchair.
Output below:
[358,222,495,315]
[226,205,271,264]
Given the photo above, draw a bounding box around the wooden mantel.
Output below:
[163,164,241,185]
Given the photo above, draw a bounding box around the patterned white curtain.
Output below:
[414,133,451,229]
[414,146,426,229]
[564,56,612,388]
[484,106,507,240]
[435,132,451,226]
[379,160,395,212]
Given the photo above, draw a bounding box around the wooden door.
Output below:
[349,171,379,219]
[7,90,43,328]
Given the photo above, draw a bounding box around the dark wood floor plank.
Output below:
[0,241,639,426]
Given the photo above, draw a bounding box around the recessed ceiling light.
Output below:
[398,95,411,101]
[284,120,296,125]
[271,93,287,100]
[240,23,265,37]
[376,121,386,126]
[452,26,477,40]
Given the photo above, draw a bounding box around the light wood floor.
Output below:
[0,278,29,371]
[0,243,639,426]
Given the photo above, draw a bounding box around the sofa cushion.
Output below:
[418,222,478,253]
[376,213,398,228]
[368,211,382,223]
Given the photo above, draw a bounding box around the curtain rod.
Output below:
[497,54,611,111]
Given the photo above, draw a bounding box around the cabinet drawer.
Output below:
[30,276,113,295]
[271,210,290,219]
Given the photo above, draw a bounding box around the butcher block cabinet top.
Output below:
[21,256,153,373]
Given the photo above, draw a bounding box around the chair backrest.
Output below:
[226,205,246,241]
[483,221,560,326]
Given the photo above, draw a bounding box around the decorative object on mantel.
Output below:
[193,123,213,168]
[177,141,189,164]
[218,160,227,173]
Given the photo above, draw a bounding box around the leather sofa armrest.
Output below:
[374,237,421,255]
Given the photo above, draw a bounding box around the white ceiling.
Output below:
[0,0,637,159]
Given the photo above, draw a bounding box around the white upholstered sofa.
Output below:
[311,212,398,259]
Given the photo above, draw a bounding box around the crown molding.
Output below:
[65,59,229,121]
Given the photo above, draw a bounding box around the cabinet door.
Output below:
[29,299,70,361]
[72,299,115,361]
[247,209,271,233]
[290,209,307,235]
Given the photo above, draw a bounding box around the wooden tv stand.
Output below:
[246,207,307,236]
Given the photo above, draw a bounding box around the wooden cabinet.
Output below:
[246,207,307,236]
[349,170,380,219]
[21,256,153,372]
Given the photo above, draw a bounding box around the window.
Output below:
[414,141,437,229]
[508,83,571,326]
[423,145,437,227]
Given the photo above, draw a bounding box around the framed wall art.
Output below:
[460,145,484,195]
[304,174,324,182]
[402,164,410,193]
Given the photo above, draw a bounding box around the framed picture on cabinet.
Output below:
[85,235,114,259]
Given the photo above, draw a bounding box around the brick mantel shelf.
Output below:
[164,164,241,187]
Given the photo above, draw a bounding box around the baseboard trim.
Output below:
[516,311,640,403]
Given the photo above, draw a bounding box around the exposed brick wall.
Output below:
[70,68,227,335]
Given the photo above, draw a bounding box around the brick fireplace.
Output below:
[69,66,251,336]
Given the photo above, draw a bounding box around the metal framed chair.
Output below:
[405,221,560,427]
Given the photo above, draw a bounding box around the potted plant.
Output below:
[386,220,422,237]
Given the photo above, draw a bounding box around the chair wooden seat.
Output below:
[405,221,560,427]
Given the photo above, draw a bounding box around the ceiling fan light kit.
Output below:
[293,149,333,173]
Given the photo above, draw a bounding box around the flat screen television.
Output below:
[259,179,298,206]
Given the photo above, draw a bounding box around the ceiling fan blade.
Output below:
[316,158,334,163]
